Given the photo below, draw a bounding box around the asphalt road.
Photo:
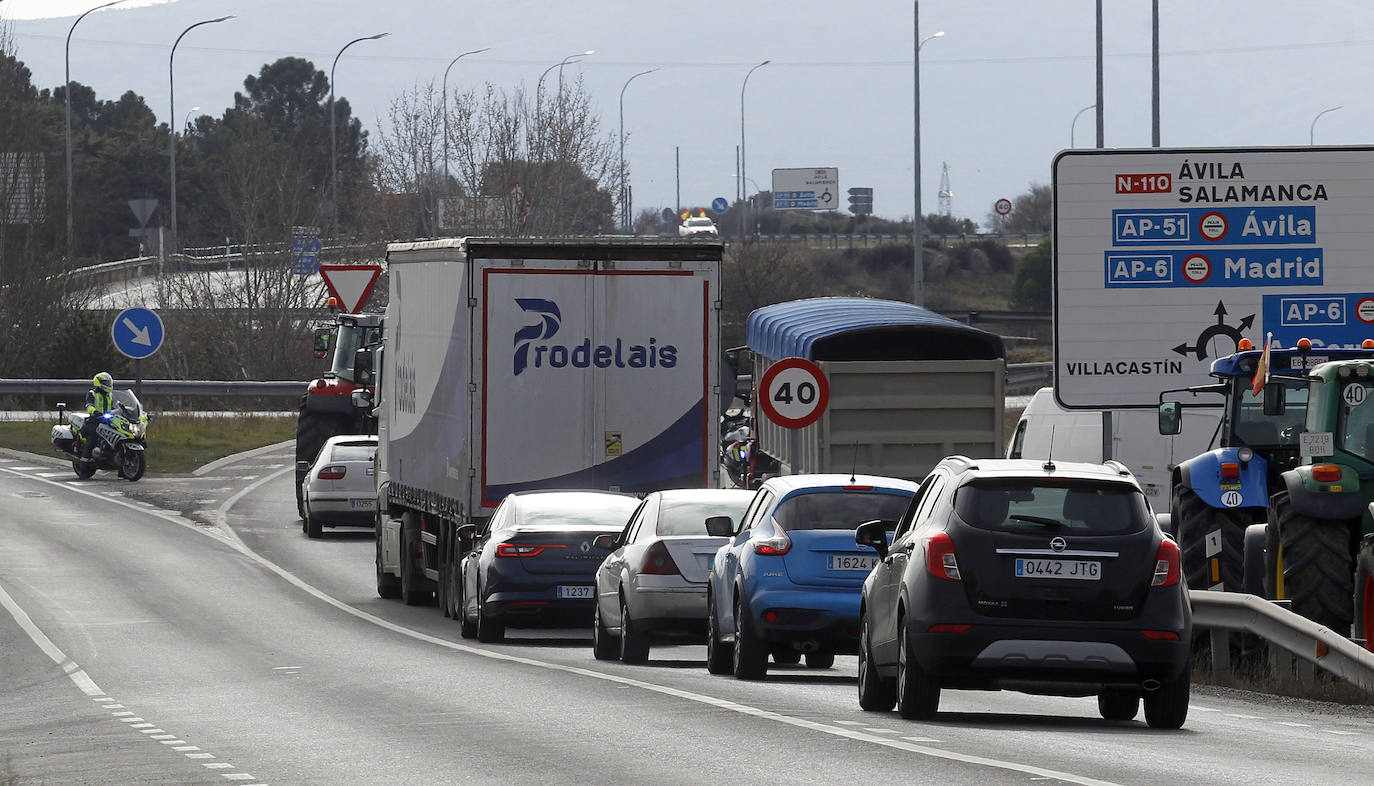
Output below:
[2,443,1373,785]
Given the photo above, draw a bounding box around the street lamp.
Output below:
[912,1,944,306]
[1070,104,1096,148]
[442,47,489,195]
[170,14,232,252]
[330,32,389,231]
[66,0,125,259]
[1310,105,1343,145]
[739,59,770,242]
[618,68,659,233]
[183,106,200,132]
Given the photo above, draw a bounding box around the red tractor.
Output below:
[295,312,382,519]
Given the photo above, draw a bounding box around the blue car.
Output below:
[704,474,919,679]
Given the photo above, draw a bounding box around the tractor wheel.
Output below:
[1272,491,1356,634]
[1352,536,1374,652]
[1172,485,1254,593]
[1242,524,1268,597]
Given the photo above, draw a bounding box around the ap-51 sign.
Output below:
[1054,146,1374,409]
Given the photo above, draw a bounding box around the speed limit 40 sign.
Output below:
[758,357,830,429]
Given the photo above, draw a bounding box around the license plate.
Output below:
[1015,558,1101,580]
[556,585,594,599]
[828,554,878,571]
[350,498,375,509]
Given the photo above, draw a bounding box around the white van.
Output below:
[1006,388,1222,514]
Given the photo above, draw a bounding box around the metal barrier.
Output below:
[1005,362,1051,391]
[1190,589,1374,693]
[0,379,306,398]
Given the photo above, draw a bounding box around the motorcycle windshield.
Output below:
[111,390,142,420]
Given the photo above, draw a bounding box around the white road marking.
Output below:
[1226,713,1264,720]
[834,720,864,726]
[1275,721,1310,727]
[173,746,201,751]
[203,763,233,769]
[903,736,942,743]
[864,727,901,734]
[6,466,44,470]
[130,722,155,728]
[112,711,136,717]
[223,775,260,781]
[150,734,178,740]
[1323,730,1361,736]
[37,472,67,478]
[1191,706,1220,712]
[139,729,166,734]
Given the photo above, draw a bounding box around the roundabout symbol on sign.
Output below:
[1182,254,1212,284]
[758,357,830,430]
[1199,211,1228,241]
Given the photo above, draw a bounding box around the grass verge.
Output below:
[0,414,296,474]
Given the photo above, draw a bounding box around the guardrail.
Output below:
[0,379,306,398]
[1191,589,1374,693]
[1005,362,1051,391]
[750,231,1049,249]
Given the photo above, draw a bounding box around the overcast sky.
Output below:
[5,0,1373,229]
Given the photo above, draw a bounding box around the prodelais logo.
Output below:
[512,297,677,376]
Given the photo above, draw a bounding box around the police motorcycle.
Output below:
[51,390,152,481]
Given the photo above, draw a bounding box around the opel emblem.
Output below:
[580,541,591,554]
[1050,536,1067,553]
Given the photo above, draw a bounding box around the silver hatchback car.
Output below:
[592,488,754,663]
[300,434,377,538]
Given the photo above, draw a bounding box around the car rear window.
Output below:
[331,444,376,461]
[657,498,752,536]
[771,491,912,532]
[954,479,1150,535]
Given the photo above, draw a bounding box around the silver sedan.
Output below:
[592,488,754,663]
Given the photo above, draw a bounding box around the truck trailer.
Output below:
[365,237,723,610]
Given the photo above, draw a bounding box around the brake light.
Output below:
[1312,464,1342,483]
[1141,630,1180,640]
[496,543,566,558]
[754,531,792,555]
[925,533,961,581]
[640,541,682,575]
[842,485,873,491]
[1220,462,1240,480]
[1151,539,1181,587]
[317,465,346,480]
[928,624,971,634]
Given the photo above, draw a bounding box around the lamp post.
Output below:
[618,68,659,233]
[535,51,592,163]
[66,0,125,259]
[1310,106,1343,145]
[911,2,944,306]
[739,59,770,243]
[1070,104,1096,148]
[169,14,231,252]
[442,47,489,195]
[330,32,389,231]
[183,106,200,132]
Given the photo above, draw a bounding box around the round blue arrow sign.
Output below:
[111,307,165,360]
[711,197,729,214]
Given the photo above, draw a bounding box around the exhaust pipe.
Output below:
[1142,679,1161,692]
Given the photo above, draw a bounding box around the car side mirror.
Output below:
[592,533,617,550]
[705,515,734,538]
[1262,381,1286,416]
[313,327,332,358]
[351,389,373,409]
[456,523,477,542]
[354,347,374,386]
[855,519,889,560]
[295,460,311,473]
[1158,401,1182,435]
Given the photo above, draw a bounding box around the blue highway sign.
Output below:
[711,197,729,214]
[111,307,165,360]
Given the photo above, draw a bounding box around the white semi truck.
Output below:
[361,237,723,609]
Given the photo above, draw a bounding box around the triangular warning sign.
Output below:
[318,264,382,314]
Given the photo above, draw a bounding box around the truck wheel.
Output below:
[732,596,768,680]
[1353,536,1374,652]
[399,519,432,607]
[1173,485,1253,592]
[705,593,733,675]
[376,523,401,600]
[618,596,651,664]
[858,615,896,712]
[1242,524,1268,597]
[592,594,618,660]
[1273,491,1356,634]
[895,619,940,720]
[1143,671,1190,729]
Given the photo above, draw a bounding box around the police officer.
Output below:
[81,372,114,466]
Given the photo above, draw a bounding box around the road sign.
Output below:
[128,199,158,227]
[319,264,382,314]
[771,167,839,211]
[1053,146,1374,409]
[111,307,165,360]
[758,357,830,429]
[711,197,729,214]
[847,187,873,215]
[994,198,1012,216]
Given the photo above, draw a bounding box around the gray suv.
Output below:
[855,456,1191,728]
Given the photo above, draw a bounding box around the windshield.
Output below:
[658,497,753,536]
[330,323,382,383]
[954,478,1151,535]
[1339,380,1374,460]
[111,389,142,419]
[772,490,912,532]
[1232,377,1308,446]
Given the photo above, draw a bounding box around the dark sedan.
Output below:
[458,490,640,643]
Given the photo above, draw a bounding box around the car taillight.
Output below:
[1151,539,1181,587]
[1312,464,1342,483]
[925,533,961,581]
[1140,630,1180,640]
[317,465,346,480]
[754,531,792,555]
[928,624,971,634]
[640,541,682,575]
[496,543,566,558]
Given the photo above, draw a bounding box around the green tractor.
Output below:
[1249,357,1374,649]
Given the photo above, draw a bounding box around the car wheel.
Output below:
[1097,692,1140,721]
[1143,671,1190,729]
[805,651,835,669]
[732,595,767,680]
[895,620,939,720]
[773,650,801,665]
[476,584,505,644]
[705,593,733,675]
[592,593,618,660]
[457,567,477,639]
[305,511,323,539]
[858,614,896,712]
[619,596,651,664]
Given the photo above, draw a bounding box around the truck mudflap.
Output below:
[1281,466,1366,521]
[1176,449,1270,509]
